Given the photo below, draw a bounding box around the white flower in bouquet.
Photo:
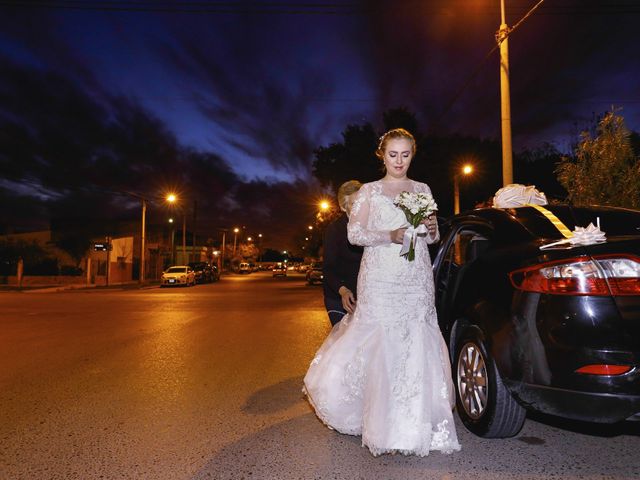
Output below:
[393,191,438,261]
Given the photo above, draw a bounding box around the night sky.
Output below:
[1,0,639,250]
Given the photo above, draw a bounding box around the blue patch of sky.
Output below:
[0,36,45,69]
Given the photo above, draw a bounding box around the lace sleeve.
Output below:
[347,184,392,247]
[416,182,440,244]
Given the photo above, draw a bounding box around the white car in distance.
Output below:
[161,266,196,287]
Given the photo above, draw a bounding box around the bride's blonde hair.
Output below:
[375,128,416,161]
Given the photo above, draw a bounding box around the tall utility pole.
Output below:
[192,200,197,263]
[182,214,186,265]
[454,176,461,215]
[140,198,146,283]
[221,229,227,271]
[498,0,513,186]
[232,228,239,257]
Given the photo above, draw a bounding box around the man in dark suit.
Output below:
[323,180,363,326]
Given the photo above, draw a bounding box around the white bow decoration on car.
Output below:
[493,184,548,209]
[569,223,607,245]
[540,223,607,250]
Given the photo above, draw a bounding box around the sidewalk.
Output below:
[0,281,160,293]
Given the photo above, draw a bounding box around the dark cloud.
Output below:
[352,0,640,146]
[1,1,640,246]
[0,54,321,248]
[157,15,339,178]
[0,57,184,193]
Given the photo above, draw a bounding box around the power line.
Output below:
[0,0,364,14]
[433,0,547,126]
[2,0,640,15]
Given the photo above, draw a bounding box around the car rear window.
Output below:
[512,206,640,239]
[166,267,187,273]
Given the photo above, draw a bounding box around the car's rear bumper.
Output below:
[505,380,640,423]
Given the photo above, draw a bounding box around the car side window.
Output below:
[448,231,489,267]
[436,226,491,321]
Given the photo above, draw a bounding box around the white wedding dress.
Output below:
[304,179,461,457]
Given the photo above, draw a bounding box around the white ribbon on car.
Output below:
[570,223,606,245]
[399,224,428,256]
[540,222,607,250]
[493,183,548,208]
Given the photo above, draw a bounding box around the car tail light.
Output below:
[575,364,632,375]
[510,255,640,296]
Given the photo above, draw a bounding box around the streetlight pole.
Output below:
[121,191,148,283]
[498,0,513,186]
[453,164,474,215]
[169,218,176,265]
[221,229,227,271]
[182,214,186,265]
[454,175,461,215]
[166,193,187,265]
[192,200,197,263]
[140,198,147,283]
[232,227,239,256]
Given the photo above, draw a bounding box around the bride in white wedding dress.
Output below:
[304,128,461,457]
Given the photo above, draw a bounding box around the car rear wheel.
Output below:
[454,328,526,438]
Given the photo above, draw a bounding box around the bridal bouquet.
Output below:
[393,191,438,261]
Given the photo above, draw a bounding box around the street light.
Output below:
[219,228,228,271]
[141,198,146,282]
[319,200,330,211]
[454,164,474,215]
[497,0,513,186]
[166,193,186,264]
[232,227,240,256]
[168,218,176,265]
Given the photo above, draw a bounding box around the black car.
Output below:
[306,262,323,285]
[188,262,218,283]
[433,205,640,438]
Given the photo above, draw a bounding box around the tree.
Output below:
[312,123,380,193]
[382,107,420,138]
[55,233,92,268]
[556,111,640,208]
[0,239,57,275]
[313,108,421,195]
[312,109,505,215]
[237,242,259,261]
[515,144,567,201]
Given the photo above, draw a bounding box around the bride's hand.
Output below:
[421,214,438,236]
[390,228,407,244]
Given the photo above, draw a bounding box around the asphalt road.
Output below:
[1,271,639,480]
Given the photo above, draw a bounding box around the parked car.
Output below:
[189,262,215,283]
[238,262,251,274]
[161,265,196,287]
[432,205,640,438]
[306,262,323,285]
[210,264,220,281]
[272,263,287,277]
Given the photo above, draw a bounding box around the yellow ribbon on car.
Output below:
[526,203,574,239]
